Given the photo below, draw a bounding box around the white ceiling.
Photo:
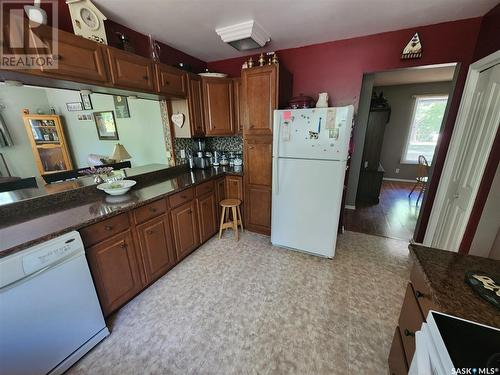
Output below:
[373,64,457,86]
[92,0,498,62]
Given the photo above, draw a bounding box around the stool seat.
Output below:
[220,198,241,207]
[218,199,243,240]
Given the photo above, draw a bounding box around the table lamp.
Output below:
[110,143,131,162]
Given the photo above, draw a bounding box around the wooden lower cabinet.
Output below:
[171,200,200,260]
[388,327,408,375]
[86,230,142,316]
[245,185,271,235]
[197,192,217,243]
[136,215,176,283]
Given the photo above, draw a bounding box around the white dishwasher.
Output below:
[0,231,109,375]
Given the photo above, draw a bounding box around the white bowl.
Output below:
[97,180,136,195]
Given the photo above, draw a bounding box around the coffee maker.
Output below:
[193,138,210,169]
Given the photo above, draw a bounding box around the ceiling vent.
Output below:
[216,20,270,51]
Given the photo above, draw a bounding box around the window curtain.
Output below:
[0,113,13,147]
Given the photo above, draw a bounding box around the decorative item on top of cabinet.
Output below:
[105,47,155,91]
[202,77,234,136]
[31,25,108,83]
[85,230,142,316]
[155,63,187,97]
[66,0,108,45]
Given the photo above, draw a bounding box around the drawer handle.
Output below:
[149,207,157,213]
[415,290,424,298]
[120,243,127,249]
[404,329,415,337]
[181,195,187,199]
[165,81,170,85]
[104,225,113,231]
[188,209,192,214]
[147,230,155,235]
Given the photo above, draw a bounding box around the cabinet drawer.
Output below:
[168,188,194,208]
[80,213,130,248]
[195,180,214,197]
[133,199,167,224]
[398,283,425,365]
[388,327,408,375]
[410,265,434,318]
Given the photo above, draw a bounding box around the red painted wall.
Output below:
[473,3,500,61]
[208,18,483,243]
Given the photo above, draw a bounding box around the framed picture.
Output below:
[80,93,93,110]
[113,95,130,118]
[94,111,119,140]
[66,102,83,111]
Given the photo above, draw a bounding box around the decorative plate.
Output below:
[198,72,228,78]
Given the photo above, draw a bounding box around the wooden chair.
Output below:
[218,199,244,240]
[408,155,429,205]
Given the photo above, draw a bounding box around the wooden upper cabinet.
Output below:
[244,138,272,186]
[242,65,277,136]
[32,27,108,83]
[106,47,155,91]
[202,77,234,136]
[233,78,244,135]
[187,74,205,137]
[136,215,176,283]
[86,230,142,316]
[170,200,200,260]
[155,63,187,97]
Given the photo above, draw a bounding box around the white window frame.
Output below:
[400,94,449,164]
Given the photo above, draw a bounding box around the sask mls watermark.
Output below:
[0,0,58,69]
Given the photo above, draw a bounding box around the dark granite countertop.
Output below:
[0,165,243,258]
[410,244,500,328]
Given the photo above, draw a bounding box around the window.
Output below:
[402,95,448,164]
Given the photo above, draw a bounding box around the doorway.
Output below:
[344,64,458,241]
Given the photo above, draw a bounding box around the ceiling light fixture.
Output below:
[216,20,270,51]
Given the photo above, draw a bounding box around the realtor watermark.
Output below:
[0,0,58,69]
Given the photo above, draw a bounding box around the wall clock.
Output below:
[66,0,108,45]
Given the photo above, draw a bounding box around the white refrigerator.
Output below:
[271,106,354,258]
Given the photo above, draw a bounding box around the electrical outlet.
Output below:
[395,168,400,174]
[180,149,186,159]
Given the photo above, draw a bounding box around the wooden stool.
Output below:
[218,199,244,240]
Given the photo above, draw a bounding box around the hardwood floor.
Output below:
[344,180,421,240]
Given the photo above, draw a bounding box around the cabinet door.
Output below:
[215,177,226,224]
[243,65,277,136]
[106,47,155,91]
[226,176,243,200]
[245,185,272,235]
[155,63,187,97]
[86,231,142,316]
[187,74,205,137]
[202,77,234,136]
[34,26,108,83]
[136,215,176,283]
[244,138,272,186]
[233,78,243,134]
[171,200,200,260]
[197,192,217,243]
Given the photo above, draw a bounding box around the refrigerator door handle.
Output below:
[273,112,280,194]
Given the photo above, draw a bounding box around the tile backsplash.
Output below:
[173,136,243,164]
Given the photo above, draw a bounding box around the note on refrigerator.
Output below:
[325,109,337,129]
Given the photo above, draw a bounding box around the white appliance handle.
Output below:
[273,112,280,194]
